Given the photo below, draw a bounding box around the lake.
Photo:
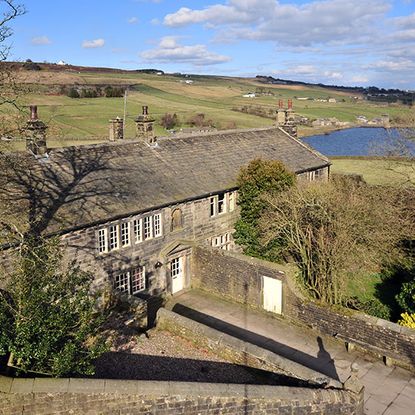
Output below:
[302,127,415,156]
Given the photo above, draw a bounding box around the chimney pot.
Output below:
[278,99,284,109]
[30,105,38,121]
[142,105,148,116]
[288,99,293,110]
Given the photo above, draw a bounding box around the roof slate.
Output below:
[1,127,329,235]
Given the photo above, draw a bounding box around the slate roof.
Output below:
[1,127,329,235]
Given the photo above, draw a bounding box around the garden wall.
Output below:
[191,247,415,370]
[0,374,363,415]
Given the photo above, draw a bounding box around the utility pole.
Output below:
[123,88,128,138]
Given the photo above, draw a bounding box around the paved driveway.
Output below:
[167,290,415,415]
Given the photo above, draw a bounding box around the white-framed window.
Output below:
[211,232,232,250]
[114,272,129,293]
[229,191,236,212]
[131,267,146,294]
[109,225,119,251]
[210,193,227,217]
[153,213,162,237]
[210,196,217,217]
[114,267,146,295]
[218,193,225,214]
[306,170,316,181]
[121,222,130,247]
[144,216,153,240]
[134,218,142,243]
[98,228,108,253]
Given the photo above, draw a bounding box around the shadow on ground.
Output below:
[94,353,309,386]
[172,303,340,381]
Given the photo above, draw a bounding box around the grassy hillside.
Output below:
[6,66,411,142]
[330,157,415,186]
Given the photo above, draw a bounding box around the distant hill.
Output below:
[255,75,414,105]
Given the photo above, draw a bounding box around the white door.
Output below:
[263,276,282,314]
[171,257,185,294]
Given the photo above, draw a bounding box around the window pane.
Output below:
[134,219,142,243]
[218,193,225,214]
[144,216,153,239]
[114,272,129,293]
[121,222,130,247]
[154,214,162,237]
[98,228,107,253]
[171,258,181,277]
[109,225,119,250]
[210,197,216,217]
[131,267,146,293]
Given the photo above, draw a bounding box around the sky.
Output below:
[5,0,415,89]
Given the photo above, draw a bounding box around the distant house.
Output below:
[328,98,337,103]
[242,93,256,98]
[57,60,68,66]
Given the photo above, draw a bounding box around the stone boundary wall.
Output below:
[192,246,286,311]
[0,375,362,415]
[286,298,415,370]
[191,247,415,371]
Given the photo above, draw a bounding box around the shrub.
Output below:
[188,113,213,128]
[396,280,415,314]
[161,113,179,130]
[0,237,107,376]
[67,87,80,98]
[233,158,295,259]
[398,312,415,328]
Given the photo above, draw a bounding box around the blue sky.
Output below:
[5,0,415,88]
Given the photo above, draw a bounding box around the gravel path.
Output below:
[94,329,295,385]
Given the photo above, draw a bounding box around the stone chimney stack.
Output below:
[276,99,286,126]
[109,117,124,141]
[25,105,48,155]
[135,105,156,145]
[276,100,298,138]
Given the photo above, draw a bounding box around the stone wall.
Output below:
[0,375,363,415]
[55,193,239,296]
[191,246,285,310]
[191,247,415,370]
[286,298,415,369]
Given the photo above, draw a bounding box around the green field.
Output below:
[330,157,415,186]
[8,68,412,142]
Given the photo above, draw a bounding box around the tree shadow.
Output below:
[172,303,340,381]
[374,244,415,322]
[93,352,310,386]
[0,145,130,241]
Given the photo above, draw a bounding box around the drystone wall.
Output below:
[191,247,415,370]
[0,375,363,415]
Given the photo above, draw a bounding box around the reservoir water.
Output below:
[302,127,415,156]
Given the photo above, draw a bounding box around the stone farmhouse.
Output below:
[1,103,330,314]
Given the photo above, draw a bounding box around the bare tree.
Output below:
[260,176,410,305]
[0,1,26,138]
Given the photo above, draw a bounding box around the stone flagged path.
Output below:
[167,290,415,415]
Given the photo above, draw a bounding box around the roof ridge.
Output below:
[277,127,330,164]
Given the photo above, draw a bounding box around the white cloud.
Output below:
[394,12,415,28]
[350,75,369,83]
[31,36,51,45]
[82,38,105,49]
[164,0,389,47]
[140,36,231,66]
[128,17,138,24]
